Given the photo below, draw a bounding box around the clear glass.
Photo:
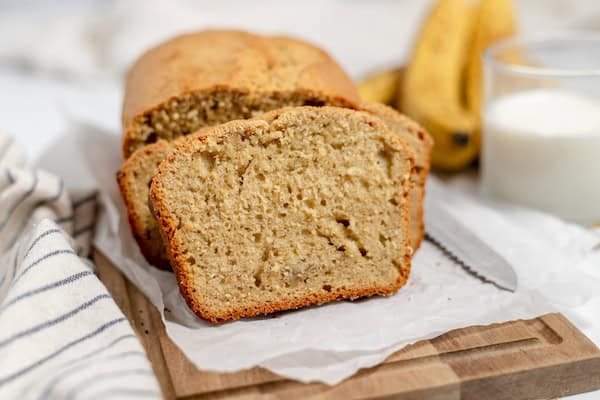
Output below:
[482,33,600,225]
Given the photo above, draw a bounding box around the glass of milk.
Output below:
[482,34,600,224]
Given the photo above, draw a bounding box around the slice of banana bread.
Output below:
[360,102,433,251]
[122,30,360,158]
[150,107,415,323]
[117,140,174,269]
[117,104,431,269]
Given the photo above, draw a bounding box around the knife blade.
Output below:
[424,199,518,292]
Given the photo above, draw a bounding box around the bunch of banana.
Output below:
[402,0,479,170]
[357,0,516,171]
[358,68,403,105]
[465,0,517,123]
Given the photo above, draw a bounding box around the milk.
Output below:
[482,89,600,223]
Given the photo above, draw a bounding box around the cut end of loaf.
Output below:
[123,89,355,158]
[121,30,361,159]
[150,107,414,323]
[360,101,433,251]
[117,140,174,269]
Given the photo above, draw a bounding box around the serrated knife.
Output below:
[424,198,518,292]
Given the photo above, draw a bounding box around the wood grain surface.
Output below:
[94,251,600,400]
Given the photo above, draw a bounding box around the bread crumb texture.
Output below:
[122,30,359,158]
[117,140,174,269]
[150,107,414,323]
[360,101,433,250]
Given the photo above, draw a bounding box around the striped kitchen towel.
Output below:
[0,135,161,399]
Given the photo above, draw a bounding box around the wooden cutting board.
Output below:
[94,252,600,400]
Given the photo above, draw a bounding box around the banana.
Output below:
[358,68,403,105]
[401,0,516,171]
[401,0,478,171]
[466,0,516,119]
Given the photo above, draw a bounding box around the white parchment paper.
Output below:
[37,125,600,385]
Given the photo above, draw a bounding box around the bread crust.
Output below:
[117,140,173,270]
[122,30,360,158]
[360,102,433,251]
[119,102,431,270]
[150,106,414,323]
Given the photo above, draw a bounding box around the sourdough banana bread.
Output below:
[360,102,433,250]
[149,107,415,323]
[122,30,360,158]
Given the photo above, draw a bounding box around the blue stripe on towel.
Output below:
[35,334,138,399]
[71,193,96,209]
[0,317,126,386]
[13,249,76,284]
[0,294,111,349]
[22,228,62,260]
[55,215,74,225]
[4,169,14,184]
[0,250,17,287]
[42,355,149,400]
[11,250,18,282]
[6,180,65,249]
[0,171,38,232]
[1,270,94,312]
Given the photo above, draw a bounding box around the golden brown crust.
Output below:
[175,268,406,324]
[359,102,433,168]
[117,140,174,270]
[360,102,433,251]
[122,30,360,158]
[150,106,414,323]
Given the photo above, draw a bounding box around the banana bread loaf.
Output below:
[117,140,174,269]
[117,103,431,269]
[122,30,360,158]
[149,107,415,323]
[360,102,433,250]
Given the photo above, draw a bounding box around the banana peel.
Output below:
[401,0,479,171]
[466,0,517,119]
[358,68,403,105]
[356,0,516,171]
[399,0,516,171]
[414,101,480,171]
